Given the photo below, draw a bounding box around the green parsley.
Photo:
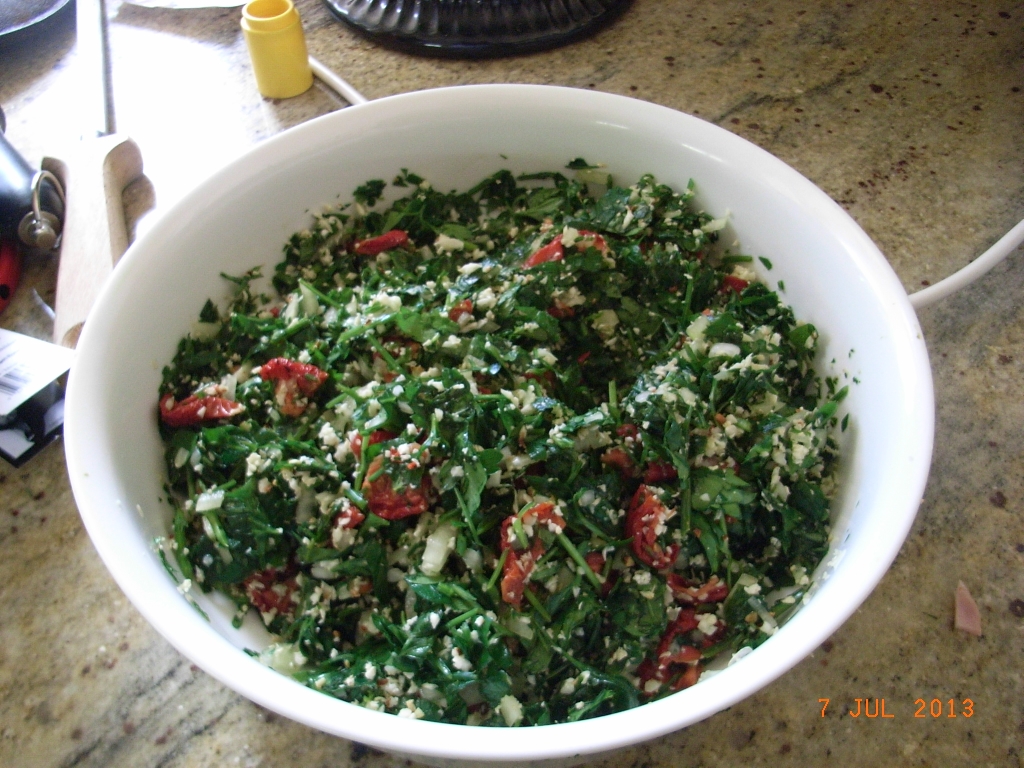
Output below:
[158,165,844,726]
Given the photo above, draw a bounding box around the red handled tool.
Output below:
[0,239,22,314]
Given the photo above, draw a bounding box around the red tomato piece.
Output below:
[362,455,432,520]
[574,229,608,255]
[643,461,678,484]
[625,484,680,570]
[353,229,409,256]
[159,393,244,428]
[547,303,575,319]
[259,358,328,396]
[671,662,702,691]
[258,358,328,417]
[448,299,474,321]
[499,522,534,610]
[666,574,730,604]
[498,501,566,610]
[523,237,564,268]
[600,446,636,478]
[523,369,557,391]
[243,568,299,617]
[721,275,749,293]
[637,607,706,694]
[616,423,640,440]
[583,550,617,597]
[333,503,365,531]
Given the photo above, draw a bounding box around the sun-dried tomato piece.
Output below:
[258,358,328,417]
[498,501,566,610]
[362,455,432,520]
[448,299,474,321]
[616,423,640,440]
[525,229,608,270]
[547,302,576,319]
[353,229,409,256]
[643,461,678,484]
[158,392,244,428]
[721,275,749,293]
[600,446,636,478]
[498,523,543,611]
[333,503,365,531]
[524,237,564,268]
[637,607,705,694]
[666,574,730,604]
[259,358,327,396]
[574,229,608,255]
[625,484,680,570]
[243,568,299,617]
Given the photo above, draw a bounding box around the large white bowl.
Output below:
[64,85,933,766]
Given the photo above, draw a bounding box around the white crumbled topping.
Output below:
[475,286,498,310]
[697,613,719,635]
[702,214,729,233]
[791,564,811,586]
[245,452,263,477]
[436,234,466,253]
[709,342,742,358]
[534,347,558,366]
[497,694,524,726]
[451,647,473,671]
[552,285,586,308]
[318,422,340,448]
[372,291,402,313]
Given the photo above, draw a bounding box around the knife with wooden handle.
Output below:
[46,135,142,348]
[46,0,143,348]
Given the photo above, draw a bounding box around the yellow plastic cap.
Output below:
[241,0,314,99]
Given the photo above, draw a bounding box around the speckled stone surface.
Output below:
[0,1,1021,766]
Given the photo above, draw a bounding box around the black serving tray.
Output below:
[322,0,632,58]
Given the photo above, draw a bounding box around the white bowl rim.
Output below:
[64,83,934,762]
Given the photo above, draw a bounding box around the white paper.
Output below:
[0,429,35,460]
[0,329,74,417]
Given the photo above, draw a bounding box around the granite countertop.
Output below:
[0,1,1022,766]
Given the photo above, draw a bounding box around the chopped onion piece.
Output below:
[195,489,225,512]
[420,521,457,577]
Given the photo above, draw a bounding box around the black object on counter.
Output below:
[0,0,73,47]
[0,108,64,247]
[322,0,632,58]
[0,107,64,314]
[0,379,65,467]
[0,128,35,244]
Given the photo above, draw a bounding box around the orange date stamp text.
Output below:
[818,698,975,719]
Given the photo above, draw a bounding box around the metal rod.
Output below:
[76,0,116,138]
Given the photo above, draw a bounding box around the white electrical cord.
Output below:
[909,218,1024,310]
[310,57,368,106]
[306,58,1022,312]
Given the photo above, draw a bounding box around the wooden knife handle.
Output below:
[44,134,143,348]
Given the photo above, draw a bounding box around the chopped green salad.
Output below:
[158,162,845,726]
